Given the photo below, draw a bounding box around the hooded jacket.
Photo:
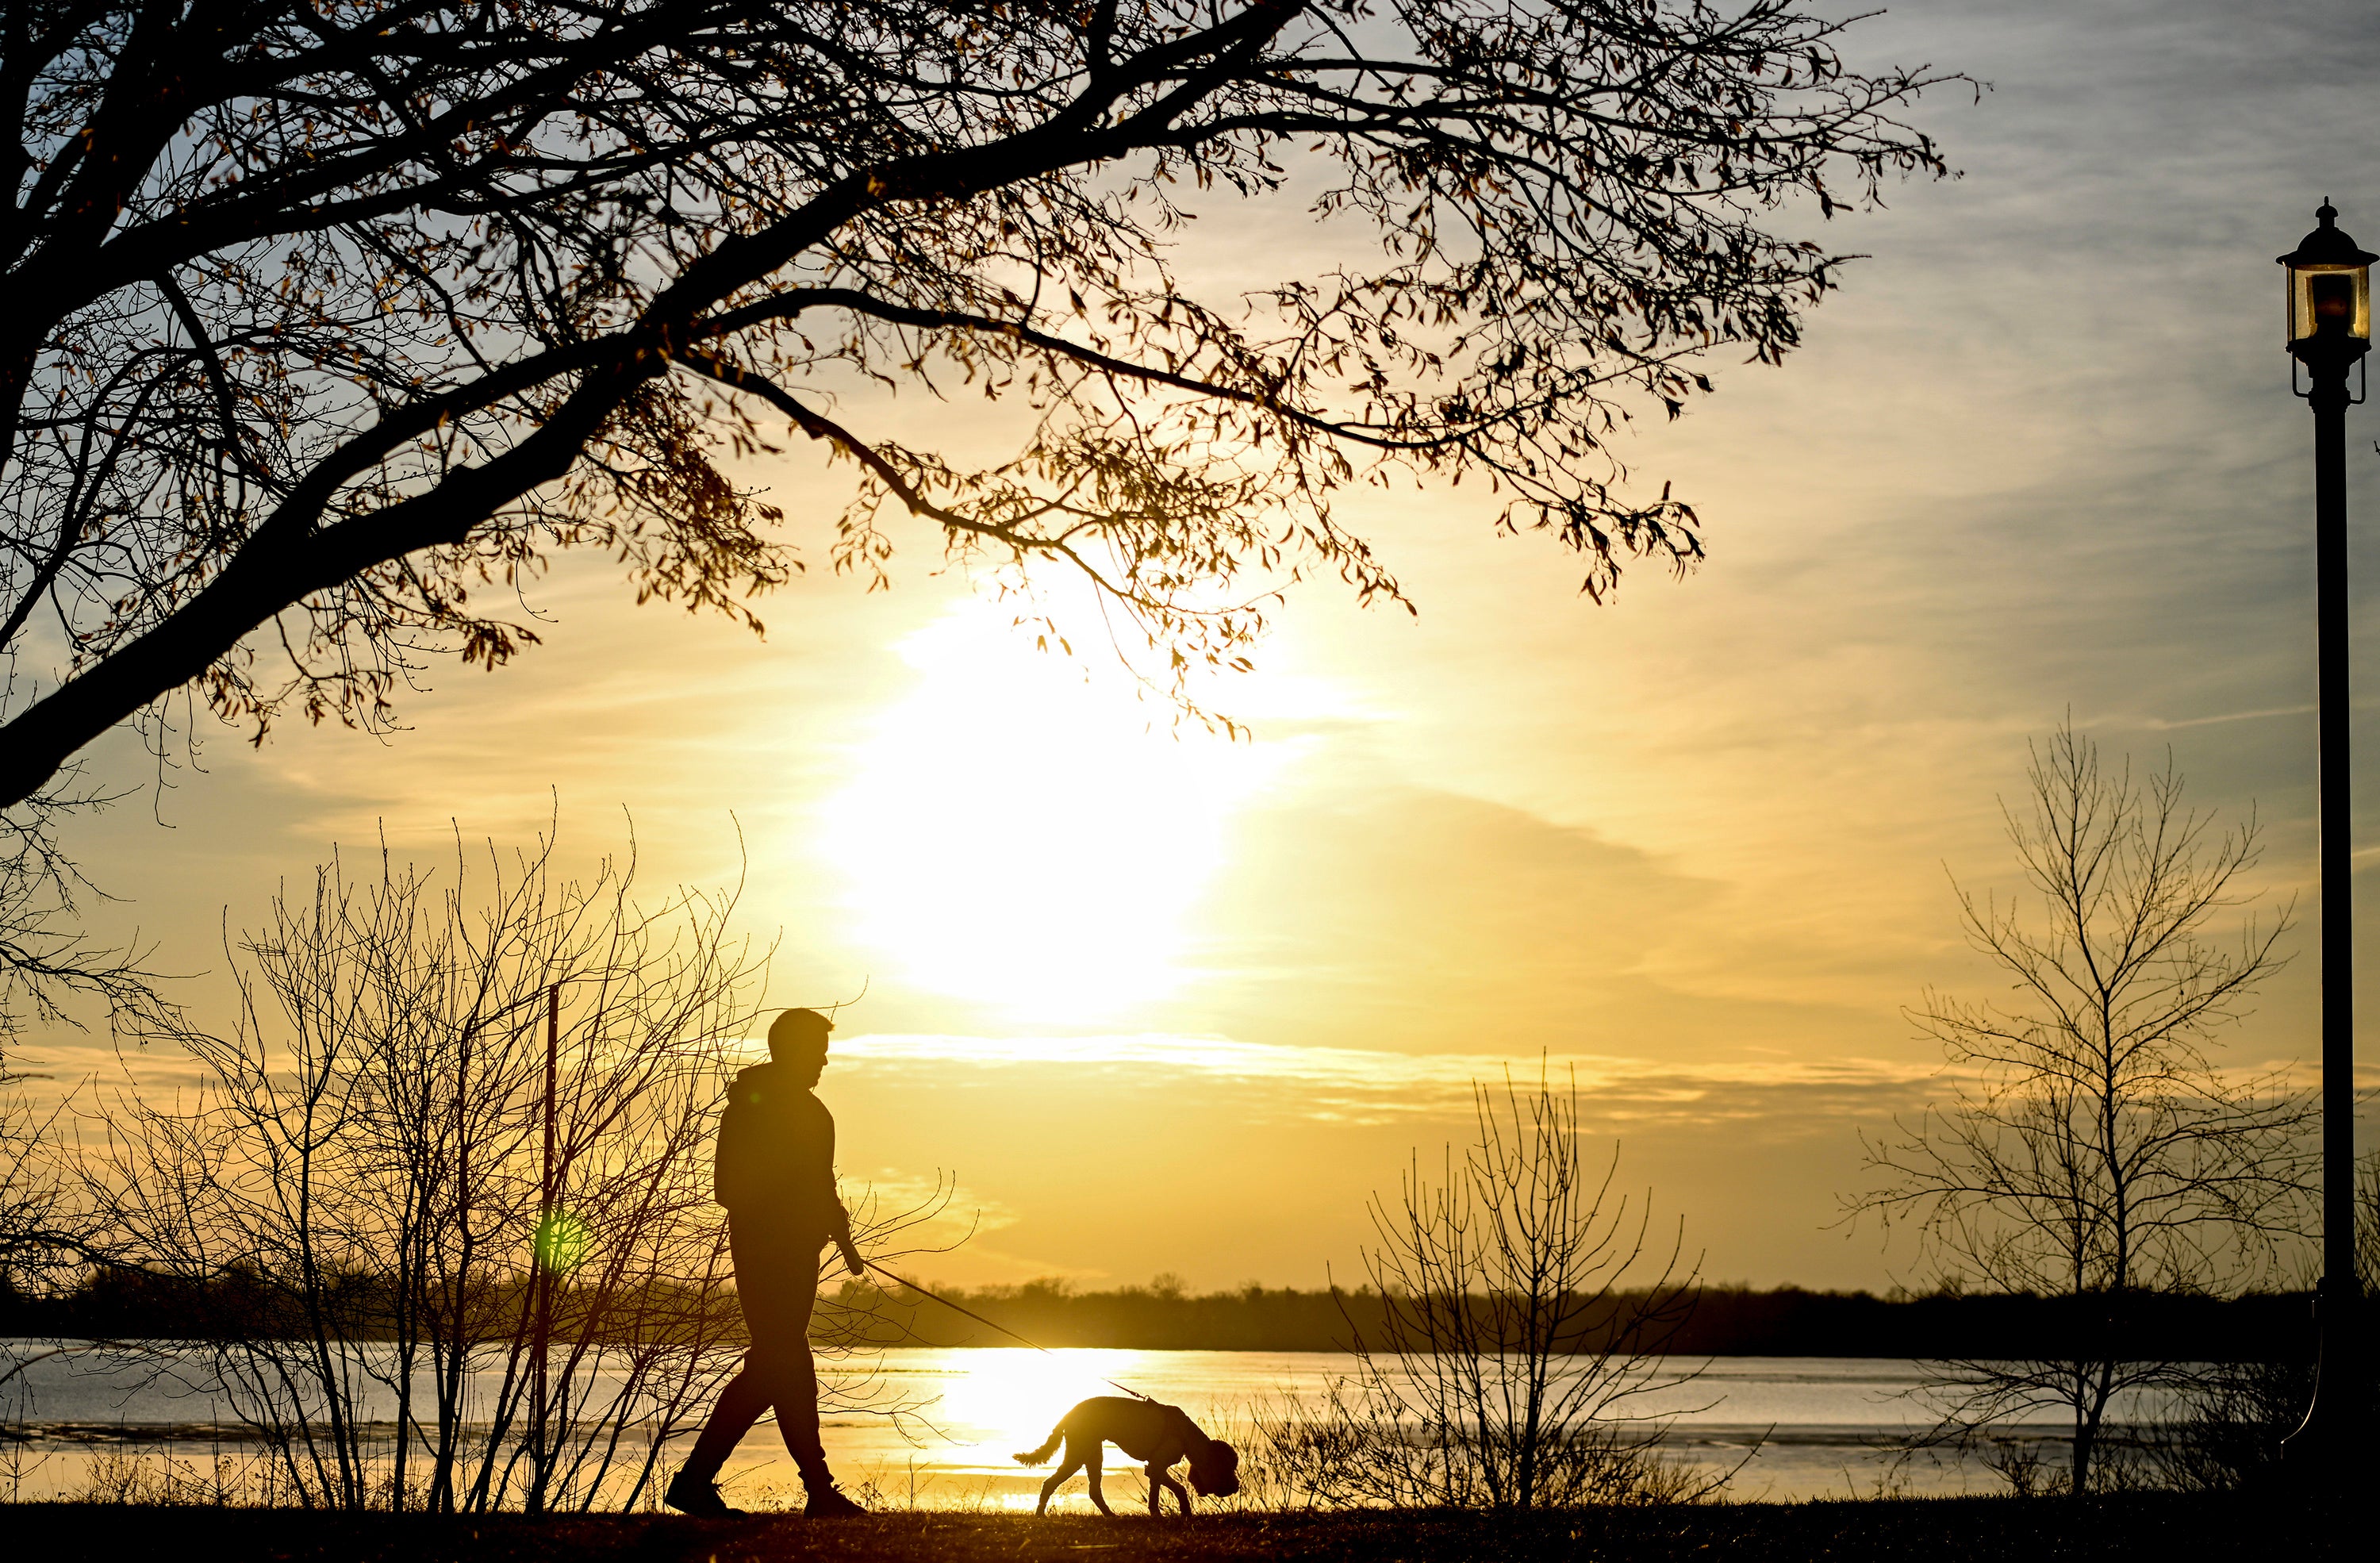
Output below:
[713,1059,839,1232]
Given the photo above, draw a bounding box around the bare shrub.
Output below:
[80,820,947,1510]
[1244,1380,1721,1511]
[1288,1065,1713,1509]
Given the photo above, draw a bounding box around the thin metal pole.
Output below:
[2315,374,2357,1346]
[2287,344,2364,1470]
[543,982,559,1226]
[528,981,559,1514]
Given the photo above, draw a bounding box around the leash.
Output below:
[862,1258,1154,1402]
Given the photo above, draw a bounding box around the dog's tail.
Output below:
[1012,1423,1065,1466]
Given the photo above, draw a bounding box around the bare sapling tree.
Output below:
[0,2,1963,1015]
[83,820,950,1510]
[1852,722,2316,1495]
[1309,1064,1707,1509]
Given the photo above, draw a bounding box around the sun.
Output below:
[818,605,1282,1020]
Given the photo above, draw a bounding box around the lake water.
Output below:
[1,1342,2099,1506]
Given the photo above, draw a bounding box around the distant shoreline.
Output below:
[2,1279,2318,1361]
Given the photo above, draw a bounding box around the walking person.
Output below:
[666,1008,869,1516]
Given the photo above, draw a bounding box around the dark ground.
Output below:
[0,1495,2346,1562]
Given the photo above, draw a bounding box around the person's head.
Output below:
[766,1008,835,1083]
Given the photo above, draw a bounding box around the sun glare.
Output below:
[819,606,1284,1020]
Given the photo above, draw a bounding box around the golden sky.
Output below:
[33,0,2380,1291]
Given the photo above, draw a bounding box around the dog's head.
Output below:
[1188,1439,1241,1499]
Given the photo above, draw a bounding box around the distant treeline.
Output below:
[865,1279,2316,1361]
[0,1265,738,1348]
[2,1269,2317,1361]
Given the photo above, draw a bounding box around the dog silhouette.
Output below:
[1013,1395,1241,1515]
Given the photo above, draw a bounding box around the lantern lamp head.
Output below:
[2278,202,2375,353]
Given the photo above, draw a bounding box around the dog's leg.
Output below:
[1036,1446,1083,1516]
[1084,1445,1112,1516]
[1145,1462,1193,1515]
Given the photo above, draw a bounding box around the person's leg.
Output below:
[736,1239,828,1480]
[745,1337,825,1473]
[668,1219,810,1514]
[681,1358,773,1481]
[733,1229,860,1512]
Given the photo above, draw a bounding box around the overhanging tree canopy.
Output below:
[0,0,1952,1017]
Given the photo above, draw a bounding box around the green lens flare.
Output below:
[534,1210,592,1274]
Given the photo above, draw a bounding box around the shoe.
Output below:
[664,1468,743,1516]
[804,1481,866,1517]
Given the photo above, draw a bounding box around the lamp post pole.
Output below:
[2281,201,2374,1473]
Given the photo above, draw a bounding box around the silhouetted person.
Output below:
[666,1008,868,1517]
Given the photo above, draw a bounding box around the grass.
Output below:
[0,1493,2347,1562]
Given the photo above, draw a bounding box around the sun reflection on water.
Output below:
[876,1347,1151,1475]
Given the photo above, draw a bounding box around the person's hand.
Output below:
[840,1241,866,1279]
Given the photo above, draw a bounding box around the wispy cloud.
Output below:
[833,1032,1945,1130]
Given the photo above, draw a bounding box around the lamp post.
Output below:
[2279,200,2373,1473]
